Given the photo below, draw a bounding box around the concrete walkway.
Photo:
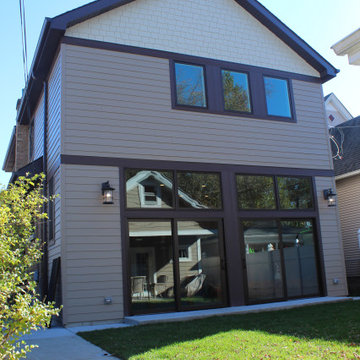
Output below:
[20,296,356,360]
[21,327,121,360]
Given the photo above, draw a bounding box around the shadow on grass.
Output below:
[79,301,360,359]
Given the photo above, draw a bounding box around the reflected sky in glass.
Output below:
[264,77,291,117]
[175,63,206,107]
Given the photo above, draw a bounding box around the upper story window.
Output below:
[222,70,251,113]
[264,76,292,118]
[174,62,207,108]
[170,58,297,123]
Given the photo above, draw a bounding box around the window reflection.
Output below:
[277,177,313,209]
[243,220,284,301]
[178,221,223,308]
[177,172,222,209]
[236,175,276,209]
[175,63,207,107]
[222,70,251,113]
[126,169,173,208]
[264,77,291,118]
[129,220,175,312]
[281,220,319,297]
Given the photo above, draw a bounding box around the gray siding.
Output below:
[336,175,360,277]
[61,164,123,326]
[32,92,44,161]
[48,52,62,174]
[48,167,62,278]
[62,44,332,170]
[315,176,348,296]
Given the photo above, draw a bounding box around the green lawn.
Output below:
[79,301,360,359]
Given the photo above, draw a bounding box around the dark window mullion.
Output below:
[274,175,280,210]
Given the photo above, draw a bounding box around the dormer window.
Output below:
[140,182,162,207]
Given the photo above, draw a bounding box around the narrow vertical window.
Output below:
[222,70,251,113]
[264,77,292,118]
[174,63,207,108]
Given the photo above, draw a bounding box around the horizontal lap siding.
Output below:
[48,167,61,278]
[336,175,360,277]
[62,164,123,325]
[63,45,331,170]
[48,53,62,175]
[315,177,348,296]
[32,92,44,161]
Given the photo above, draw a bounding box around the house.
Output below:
[324,93,353,128]
[2,0,348,326]
[332,28,360,66]
[330,116,360,295]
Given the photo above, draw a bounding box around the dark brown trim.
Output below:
[62,36,322,84]
[60,154,334,178]
[311,177,328,296]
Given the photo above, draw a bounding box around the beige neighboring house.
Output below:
[332,28,360,66]
[330,117,360,295]
[2,0,348,327]
[324,93,353,128]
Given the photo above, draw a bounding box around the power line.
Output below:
[19,0,28,84]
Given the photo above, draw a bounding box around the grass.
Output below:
[79,301,360,359]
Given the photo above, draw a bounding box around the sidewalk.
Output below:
[21,327,121,360]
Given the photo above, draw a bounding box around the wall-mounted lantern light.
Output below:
[323,188,336,207]
[102,181,114,204]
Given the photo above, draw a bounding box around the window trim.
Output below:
[139,182,162,208]
[173,61,209,110]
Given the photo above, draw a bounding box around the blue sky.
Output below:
[1,0,359,186]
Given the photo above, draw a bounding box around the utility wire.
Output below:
[19,0,28,84]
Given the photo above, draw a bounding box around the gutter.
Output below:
[335,169,360,181]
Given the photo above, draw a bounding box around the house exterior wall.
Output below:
[62,44,331,170]
[65,0,319,77]
[31,92,44,162]
[61,164,123,326]
[336,175,360,278]
[315,176,348,296]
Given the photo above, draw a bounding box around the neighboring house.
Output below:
[324,93,353,128]
[332,28,360,66]
[2,0,348,326]
[331,116,360,294]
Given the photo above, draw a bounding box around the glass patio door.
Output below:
[128,219,227,314]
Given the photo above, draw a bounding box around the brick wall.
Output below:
[65,0,319,77]
[14,124,29,171]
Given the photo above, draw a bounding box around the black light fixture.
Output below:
[323,188,336,207]
[102,181,114,204]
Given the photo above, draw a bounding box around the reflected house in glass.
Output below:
[2,0,348,326]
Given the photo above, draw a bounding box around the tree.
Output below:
[0,174,60,360]
[222,71,250,112]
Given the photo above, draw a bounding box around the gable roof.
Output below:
[17,0,338,126]
[325,93,353,123]
[330,116,360,177]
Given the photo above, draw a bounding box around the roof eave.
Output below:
[2,127,16,172]
[235,0,338,82]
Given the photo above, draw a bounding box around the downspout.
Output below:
[41,80,49,299]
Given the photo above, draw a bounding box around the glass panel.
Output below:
[175,63,206,107]
[264,77,291,117]
[129,220,175,313]
[236,175,276,209]
[281,220,319,297]
[178,221,224,308]
[277,177,313,209]
[177,172,222,209]
[125,169,173,208]
[243,220,284,302]
[222,70,251,113]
